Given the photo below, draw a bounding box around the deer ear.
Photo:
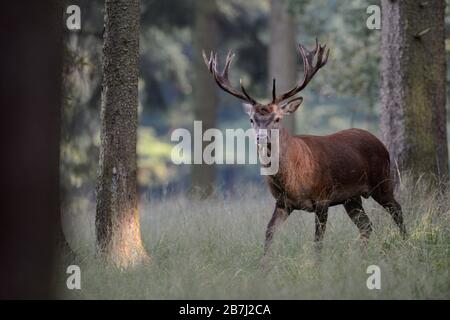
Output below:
[242,103,253,115]
[280,97,303,114]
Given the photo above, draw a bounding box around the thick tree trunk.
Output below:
[192,0,218,197]
[380,0,448,183]
[96,0,149,268]
[269,0,297,134]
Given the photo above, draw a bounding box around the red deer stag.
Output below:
[203,39,407,258]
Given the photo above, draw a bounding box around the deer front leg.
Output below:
[263,204,291,257]
[314,204,329,251]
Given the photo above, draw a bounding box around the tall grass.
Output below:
[59,176,450,299]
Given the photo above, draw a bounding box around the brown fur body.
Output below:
[267,128,392,212]
[260,126,406,261]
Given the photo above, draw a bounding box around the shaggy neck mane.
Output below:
[263,127,314,190]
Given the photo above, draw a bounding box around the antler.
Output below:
[202,50,258,105]
[272,38,330,104]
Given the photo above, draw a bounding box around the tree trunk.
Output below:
[191,0,218,197]
[380,0,448,183]
[269,0,297,134]
[96,0,149,268]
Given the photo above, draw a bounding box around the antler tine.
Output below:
[272,78,276,102]
[222,50,234,79]
[203,49,259,104]
[240,79,256,104]
[299,43,312,80]
[202,50,213,72]
[312,37,319,61]
[274,39,330,103]
[321,47,330,67]
[213,52,218,72]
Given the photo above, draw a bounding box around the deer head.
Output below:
[203,38,329,145]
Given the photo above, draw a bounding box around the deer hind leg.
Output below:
[372,192,407,239]
[263,204,291,257]
[343,196,373,241]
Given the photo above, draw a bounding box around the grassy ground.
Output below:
[60,177,450,299]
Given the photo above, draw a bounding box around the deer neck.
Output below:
[258,127,294,175]
[274,127,294,173]
[264,127,310,181]
[279,127,292,154]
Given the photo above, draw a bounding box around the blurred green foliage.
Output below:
[137,127,174,186]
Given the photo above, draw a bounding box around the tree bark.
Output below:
[380,0,448,183]
[269,0,297,134]
[191,0,218,197]
[96,0,149,268]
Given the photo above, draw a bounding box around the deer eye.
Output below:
[250,119,254,124]
[274,118,280,123]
